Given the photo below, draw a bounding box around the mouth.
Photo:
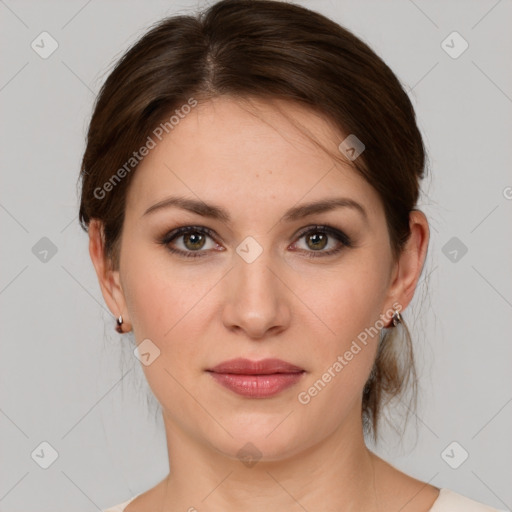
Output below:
[206,358,305,398]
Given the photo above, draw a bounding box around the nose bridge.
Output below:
[222,235,290,337]
[234,236,281,303]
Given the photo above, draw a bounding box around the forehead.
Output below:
[125,96,383,221]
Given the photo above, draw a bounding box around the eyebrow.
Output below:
[142,195,368,223]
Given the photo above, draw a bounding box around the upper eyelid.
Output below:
[165,224,350,247]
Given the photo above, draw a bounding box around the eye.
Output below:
[290,225,352,258]
[158,224,353,259]
[159,226,221,258]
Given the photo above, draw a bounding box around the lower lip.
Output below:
[208,372,305,398]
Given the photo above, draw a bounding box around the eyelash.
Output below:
[158,225,353,259]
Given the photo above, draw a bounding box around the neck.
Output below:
[159,408,380,512]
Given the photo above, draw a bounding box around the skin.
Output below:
[89,96,437,511]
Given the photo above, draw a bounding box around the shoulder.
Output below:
[102,494,139,512]
[429,488,503,512]
[105,477,168,511]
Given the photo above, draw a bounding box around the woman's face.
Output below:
[96,96,412,460]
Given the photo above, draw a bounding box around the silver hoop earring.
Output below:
[391,309,402,327]
[115,315,123,333]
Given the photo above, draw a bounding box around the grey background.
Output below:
[1,0,511,511]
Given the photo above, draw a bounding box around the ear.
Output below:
[384,210,430,321]
[88,219,131,332]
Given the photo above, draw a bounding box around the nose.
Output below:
[221,248,292,340]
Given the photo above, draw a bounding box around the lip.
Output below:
[206,358,305,398]
[208,358,304,374]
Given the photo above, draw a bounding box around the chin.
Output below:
[203,416,310,463]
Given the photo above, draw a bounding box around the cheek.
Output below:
[299,258,390,350]
[293,276,385,432]
[120,251,214,425]
[121,241,204,338]
[292,254,390,406]
[120,247,220,378]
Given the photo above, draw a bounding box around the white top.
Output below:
[103,488,502,511]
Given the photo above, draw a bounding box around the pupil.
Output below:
[308,233,327,250]
[185,233,205,250]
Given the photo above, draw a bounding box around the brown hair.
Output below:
[78,0,428,442]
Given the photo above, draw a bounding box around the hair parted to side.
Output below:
[78,0,429,443]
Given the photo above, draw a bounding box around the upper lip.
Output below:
[207,358,304,375]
